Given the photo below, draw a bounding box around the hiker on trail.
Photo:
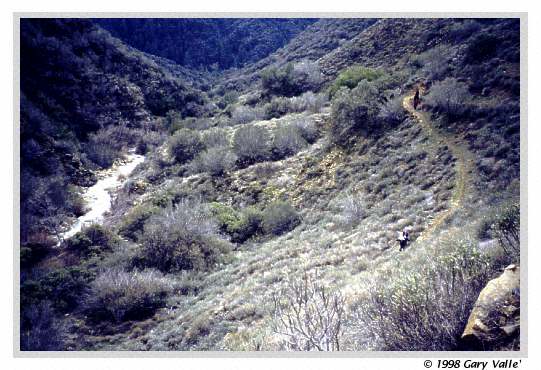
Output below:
[413,88,420,110]
[397,228,410,251]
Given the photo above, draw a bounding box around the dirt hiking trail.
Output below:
[402,90,475,244]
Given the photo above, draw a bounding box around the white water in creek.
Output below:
[58,150,145,243]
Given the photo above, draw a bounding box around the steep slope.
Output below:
[20,18,206,243]
[95,18,317,70]
[319,18,520,80]
[217,18,377,90]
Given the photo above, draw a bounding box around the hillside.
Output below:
[20,19,208,245]
[217,18,377,91]
[19,17,521,352]
[95,18,317,70]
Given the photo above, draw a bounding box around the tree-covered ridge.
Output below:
[94,18,317,70]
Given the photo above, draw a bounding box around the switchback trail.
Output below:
[402,91,475,244]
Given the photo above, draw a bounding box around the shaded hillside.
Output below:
[95,18,317,70]
[218,18,377,90]
[319,18,519,79]
[20,18,206,243]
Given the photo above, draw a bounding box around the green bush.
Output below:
[137,199,230,272]
[119,204,160,241]
[328,66,385,98]
[261,61,322,98]
[168,128,204,163]
[330,80,382,146]
[262,201,301,236]
[85,268,173,322]
[210,202,263,243]
[232,125,271,165]
[65,224,118,256]
[20,240,50,269]
[261,63,297,97]
[21,264,96,313]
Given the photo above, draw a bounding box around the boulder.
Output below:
[461,264,520,349]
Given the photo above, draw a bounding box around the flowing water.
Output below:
[58,150,145,243]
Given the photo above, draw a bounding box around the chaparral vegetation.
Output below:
[19,17,521,351]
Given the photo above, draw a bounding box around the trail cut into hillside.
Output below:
[402,91,475,244]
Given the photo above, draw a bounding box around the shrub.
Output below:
[20,238,51,269]
[191,146,238,176]
[465,34,500,64]
[65,223,118,256]
[289,91,327,113]
[20,300,64,350]
[347,241,491,350]
[264,92,327,119]
[202,128,230,148]
[378,96,406,125]
[218,91,239,109]
[119,204,160,241]
[328,65,385,97]
[232,125,271,165]
[271,124,307,159]
[262,201,301,236]
[261,61,322,98]
[165,112,214,132]
[261,63,298,97]
[84,124,144,168]
[292,60,323,91]
[412,46,450,81]
[21,265,96,313]
[84,129,122,168]
[168,129,204,163]
[330,81,382,145]
[85,268,173,322]
[137,199,230,272]
[339,193,366,226]
[231,105,265,125]
[493,202,520,262]
[449,20,481,42]
[210,202,263,243]
[264,97,292,119]
[135,130,165,155]
[292,117,319,144]
[272,272,345,350]
[424,78,472,118]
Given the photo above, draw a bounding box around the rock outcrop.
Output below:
[461,264,520,350]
